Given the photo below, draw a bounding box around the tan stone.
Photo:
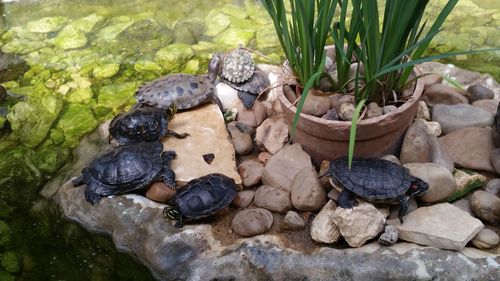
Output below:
[254,116,289,154]
[440,127,495,173]
[145,182,176,203]
[332,202,386,248]
[254,185,292,214]
[290,167,326,211]
[261,144,314,192]
[231,208,273,237]
[403,163,457,203]
[394,203,484,251]
[310,200,341,243]
[164,103,242,186]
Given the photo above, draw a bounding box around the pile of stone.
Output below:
[211,61,499,251]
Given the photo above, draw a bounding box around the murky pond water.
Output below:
[0,0,498,280]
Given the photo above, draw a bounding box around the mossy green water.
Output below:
[0,0,498,280]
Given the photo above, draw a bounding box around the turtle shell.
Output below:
[109,106,170,144]
[173,173,237,220]
[221,47,255,84]
[136,74,214,110]
[329,156,412,201]
[81,142,164,202]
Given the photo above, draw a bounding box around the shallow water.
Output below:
[0,0,498,280]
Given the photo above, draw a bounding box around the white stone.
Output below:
[310,200,340,244]
[214,82,240,111]
[164,103,242,186]
[394,203,484,251]
[332,202,386,248]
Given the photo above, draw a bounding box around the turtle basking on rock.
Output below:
[324,156,428,223]
[135,73,215,110]
[163,173,237,228]
[108,105,188,145]
[73,142,177,205]
[209,46,270,109]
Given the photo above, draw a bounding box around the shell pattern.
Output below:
[329,156,412,201]
[173,173,237,220]
[73,142,174,204]
[108,106,171,144]
[221,47,255,84]
[135,74,214,110]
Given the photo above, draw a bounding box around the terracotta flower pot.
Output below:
[278,68,424,165]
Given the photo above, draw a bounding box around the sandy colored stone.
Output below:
[439,127,495,173]
[394,203,484,251]
[290,167,326,211]
[145,182,176,203]
[310,200,340,244]
[470,190,500,225]
[261,144,314,192]
[164,103,242,186]
[231,208,273,237]
[332,202,386,248]
[255,116,289,154]
[471,228,499,249]
[280,211,306,231]
[238,159,264,188]
[403,163,457,203]
[231,190,255,208]
[254,185,292,214]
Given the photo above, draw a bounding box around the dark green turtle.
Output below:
[208,47,270,109]
[135,74,214,110]
[163,173,237,228]
[72,142,176,205]
[108,105,188,145]
[325,156,428,223]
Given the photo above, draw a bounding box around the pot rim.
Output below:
[278,67,424,130]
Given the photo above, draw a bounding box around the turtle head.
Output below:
[208,53,222,82]
[163,206,180,221]
[408,177,429,197]
[165,104,177,120]
[163,206,185,228]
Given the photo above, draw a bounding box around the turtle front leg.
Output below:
[398,195,409,224]
[166,130,190,139]
[337,189,357,209]
[161,150,177,189]
[175,215,185,228]
[72,175,85,187]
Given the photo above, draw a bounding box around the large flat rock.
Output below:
[54,181,500,281]
[393,203,484,251]
[165,103,241,186]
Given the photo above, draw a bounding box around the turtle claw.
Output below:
[337,189,357,209]
[174,216,184,228]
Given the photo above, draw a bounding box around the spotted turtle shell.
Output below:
[82,142,164,198]
[173,173,237,220]
[109,106,169,144]
[329,157,412,201]
[135,74,213,110]
[221,47,255,83]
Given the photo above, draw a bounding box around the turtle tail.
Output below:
[84,188,102,205]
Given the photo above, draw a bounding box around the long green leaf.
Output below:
[348,99,366,169]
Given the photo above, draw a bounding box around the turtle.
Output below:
[208,46,270,109]
[72,141,177,205]
[108,104,188,145]
[324,156,428,223]
[135,73,215,110]
[163,173,237,228]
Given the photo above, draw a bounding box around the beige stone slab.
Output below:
[163,103,242,186]
[393,203,484,251]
